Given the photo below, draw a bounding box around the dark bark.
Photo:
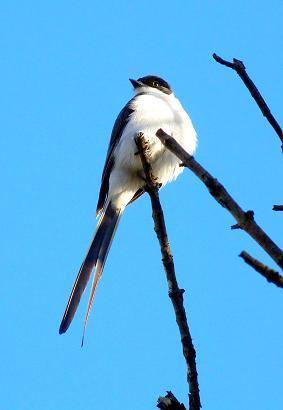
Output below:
[273,205,283,212]
[157,391,186,410]
[156,129,283,272]
[213,53,283,150]
[239,251,283,288]
[135,133,201,410]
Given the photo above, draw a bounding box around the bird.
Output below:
[59,75,197,339]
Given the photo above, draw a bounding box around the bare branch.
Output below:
[239,251,283,288]
[157,391,186,409]
[156,129,283,271]
[135,132,201,410]
[213,53,283,149]
[273,205,283,212]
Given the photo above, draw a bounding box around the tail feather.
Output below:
[81,210,121,345]
[59,203,121,335]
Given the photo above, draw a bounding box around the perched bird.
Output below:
[59,75,197,338]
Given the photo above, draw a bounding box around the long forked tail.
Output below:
[59,202,122,335]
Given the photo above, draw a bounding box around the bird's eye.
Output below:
[153,81,159,87]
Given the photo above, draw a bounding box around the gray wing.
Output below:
[96,100,135,215]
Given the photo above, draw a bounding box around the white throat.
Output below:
[133,85,174,99]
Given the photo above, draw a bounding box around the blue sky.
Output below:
[1,1,283,409]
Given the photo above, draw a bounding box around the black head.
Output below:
[129,75,172,95]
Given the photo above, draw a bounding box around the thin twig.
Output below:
[135,132,201,410]
[273,205,283,212]
[213,53,283,149]
[156,129,283,271]
[239,251,283,288]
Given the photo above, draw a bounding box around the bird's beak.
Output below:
[129,78,142,89]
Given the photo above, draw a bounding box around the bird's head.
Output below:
[129,75,172,95]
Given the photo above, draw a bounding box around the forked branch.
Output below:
[156,129,283,274]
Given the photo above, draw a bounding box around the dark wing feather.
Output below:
[96,100,135,215]
[127,188,145,205]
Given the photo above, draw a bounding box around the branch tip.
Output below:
[239,251,283,288]
[157,391,186,410]
[231,224,241,230]
[273,205,283,212]
[213,53,283,146]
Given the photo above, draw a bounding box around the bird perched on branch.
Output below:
[59,75,197,339]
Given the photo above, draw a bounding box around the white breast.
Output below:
[109,89,197,209]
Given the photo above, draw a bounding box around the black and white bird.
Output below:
[59,75,197,337]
